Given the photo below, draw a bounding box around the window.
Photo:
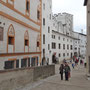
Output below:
[37,41,39,47]
[43,49,45,57]
[67,44,69,50]
[21,59,27,68]
[63,38,65,41]
[0,27,3,41]
[71,45,73,50]
[48,27,50,33]
[48,44,50,50]
[58,36,60,40]
[37,10,40,20]
[63,44,65,50]
[8,36,14,45]
[24,31,29,51]
[59,53,61,57]
[43,18,45,25]
[75,47,77,50]
[43,34,45,44]
[4,61,14,69]
[25,39,28,46]
[50,14,51,20]
[16,60,19,68]
[28,58,30,67]
[52,42,56,49]
[63,53,65,57]
[59,43,61,49]
[67,53,69,56]
[43,3,45,10]
[7,24,15,52]
[26,0,30,12]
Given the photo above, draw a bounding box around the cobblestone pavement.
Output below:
[17,64,90,90]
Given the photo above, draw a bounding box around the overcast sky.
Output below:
[52,0,86,34]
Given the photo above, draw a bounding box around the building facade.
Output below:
[0,0,42,70]
[51,13,74,63]
[41,0,52,65]
[84,0,90,79]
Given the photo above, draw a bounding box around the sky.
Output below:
[52,0,86,34]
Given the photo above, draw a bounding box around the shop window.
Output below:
[4,61,14,69]
[21,59,27,68]
[28,58,30,67]
[16,60,19,68]
[8,36,14,45]
[31,57,35,67]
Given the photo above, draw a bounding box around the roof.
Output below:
[84,0,88,6]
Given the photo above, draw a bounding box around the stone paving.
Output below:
[17,64,90,90]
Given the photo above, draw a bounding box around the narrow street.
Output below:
[17,64,90,90]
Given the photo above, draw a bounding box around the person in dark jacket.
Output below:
[59,64,64,80]
[64,63,71,81]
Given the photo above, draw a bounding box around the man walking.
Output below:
[64,63,71,81]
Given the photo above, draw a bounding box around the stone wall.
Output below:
[33,65,55,80]
[0,65,55,90]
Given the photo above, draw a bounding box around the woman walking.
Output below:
[59,64,64,80]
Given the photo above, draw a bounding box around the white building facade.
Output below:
[51,13,74,63]
[41,0,52,65]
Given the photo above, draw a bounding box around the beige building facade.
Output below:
[0,0,42,70]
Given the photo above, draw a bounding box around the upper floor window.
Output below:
[63,44,65,50]
[43,3,45,10]
[43,18,45,26]
[8,36,14,45]
[24,31,29,46]
[26,0,30,15]
[43,34,45,44]
[0,27,4,41]
[48,27,50,33]
[59,44,61,49]
[71,45,73,50]
[37,10,40,20]
[37,41,39,47]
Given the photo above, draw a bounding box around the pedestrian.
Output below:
[64,63,71,81]
[72,63,75,69]
[63,59,66,64]
[59,64,64,80]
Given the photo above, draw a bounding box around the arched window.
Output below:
[7,24,15,53]
[36,34,40,51]
[24,30,29,52]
